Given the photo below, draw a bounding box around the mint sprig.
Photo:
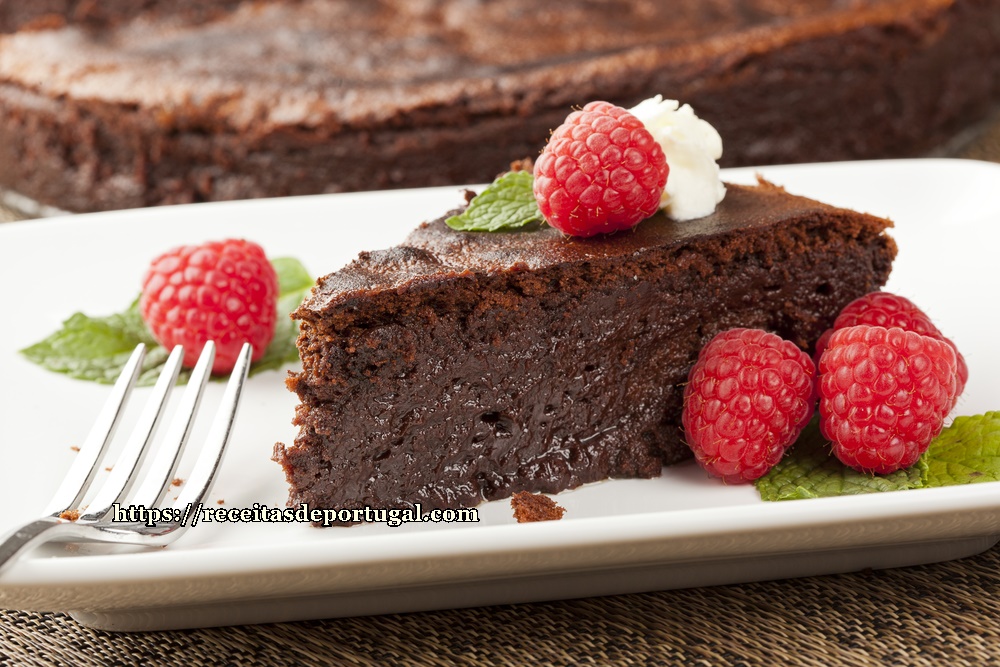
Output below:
[755,412,1000,501]
[446,171,544,232]
[20,257,313,385]
[20,299,178,386]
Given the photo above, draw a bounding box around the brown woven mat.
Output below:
[3,116,1000,666]
[3,550,1000,665]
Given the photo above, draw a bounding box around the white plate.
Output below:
[1,159,999,632]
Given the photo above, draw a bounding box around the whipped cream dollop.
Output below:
[629,96,726,221]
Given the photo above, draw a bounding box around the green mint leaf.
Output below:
[755,418,926,501]
[446,171,544,232]
[923,412,1000,486]
[272,256,314,295]
[20,299,175,385]
[20,257,312,385]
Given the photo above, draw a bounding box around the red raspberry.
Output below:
[682,329,817,483]
[814,292,967,408]
[818,325,958,474]
[533,101,668,237]
[140,239,279,374]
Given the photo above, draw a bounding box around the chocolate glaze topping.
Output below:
[302,180,873,314]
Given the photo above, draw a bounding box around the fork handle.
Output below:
[0,518,80,576]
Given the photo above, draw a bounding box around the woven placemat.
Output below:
[3,117,1000,666]
[3,548,1000,665]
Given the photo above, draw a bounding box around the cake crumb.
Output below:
[105,466,113,471]
[216,499,225,505]
[511,491,566,523]
[70,446,80,452]
[171,477,184,487]
[59,509,80,521]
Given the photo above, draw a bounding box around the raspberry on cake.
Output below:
[533,101,668,237]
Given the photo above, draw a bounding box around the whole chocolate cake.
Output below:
[274,180,896,517]
[0,0,998,212]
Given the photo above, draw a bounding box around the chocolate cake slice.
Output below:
[274,180,896,516]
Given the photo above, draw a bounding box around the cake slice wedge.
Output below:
[274,179,896,516]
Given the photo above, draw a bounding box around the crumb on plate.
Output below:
[511,491,566,523]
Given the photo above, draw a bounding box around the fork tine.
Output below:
[127,341,216,509]
[81,345,186,522]
[43,344,147,516]
[175,343,252,509]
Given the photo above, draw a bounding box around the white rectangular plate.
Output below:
[1,159,998,631]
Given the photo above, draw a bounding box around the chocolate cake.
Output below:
[273,180,896,517]
[0,0,998,212]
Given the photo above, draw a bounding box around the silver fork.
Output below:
[0,341,251,575]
